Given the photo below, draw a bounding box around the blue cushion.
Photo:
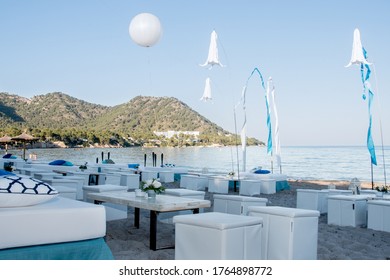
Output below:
[49,160,67,166]
[48,160,73,166]
[2,154,12,159]
[254,169,271,174]
[0,169,15,176]
[128,164,140,169]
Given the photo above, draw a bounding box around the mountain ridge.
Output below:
[0,92,263,147]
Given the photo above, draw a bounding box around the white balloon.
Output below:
[129,13,162,47]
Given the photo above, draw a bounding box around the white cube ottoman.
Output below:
[239,180,261,196]
[105,173,121,185]
[297,189,329,214]
[42,178,84,201]
[367,200,390,232]
[173,212,263,260]
[141,170,158,181]
[160,189,206,221]
[180,175,208,191]
[208,177,229,194]
[83,184,128,221]
[55,185,77,200]
[248,206,320,260]
[213,194,268,215]
[158,171,174,183]
[119,173,140,190]
[327,195,370,227]
[260,179,276,194]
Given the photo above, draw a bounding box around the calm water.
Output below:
[9,146,390,183]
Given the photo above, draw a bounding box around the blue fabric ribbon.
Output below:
[245,67,273,155]
[360,48,377,165]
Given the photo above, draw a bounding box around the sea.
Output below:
[9,145,389,184]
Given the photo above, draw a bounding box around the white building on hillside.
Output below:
[153,130,200,139]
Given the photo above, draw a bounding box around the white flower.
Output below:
[145,179,153,186]
[152,180,162,188]
[140,178,165,194]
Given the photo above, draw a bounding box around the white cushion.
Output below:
[0,175,58,207]
[0,197,106,249]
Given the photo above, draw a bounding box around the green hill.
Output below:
[0,92,263,147]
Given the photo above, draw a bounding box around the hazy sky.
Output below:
[1,0,389,147]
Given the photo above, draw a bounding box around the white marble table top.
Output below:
[88,191,211,212]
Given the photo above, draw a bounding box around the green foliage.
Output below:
[0,92,264,147]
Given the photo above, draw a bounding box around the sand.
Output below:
[105,180,390,260]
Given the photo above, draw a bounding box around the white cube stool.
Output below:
[208,177,229,194]
[83,184,128,221]
[327,195,370,227]
[213,194,268,215]
[43,178,84,200]
[158,171,174,183]
[119,173,140,190]
[260,179,276,194]
[173,212,263,260]
[239,180,261,196]
[105,173,121,185]
[367,200,390,232]
[180,175,208,191]
[55,185,77,200]
[141,170,158,181]
[160,189,206,221]
[57,176,86,200]
[297,189,329,214]
[248,206,320,260]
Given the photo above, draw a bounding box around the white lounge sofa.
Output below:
[0,197,113,260]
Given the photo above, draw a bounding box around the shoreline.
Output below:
[105,179,390,260]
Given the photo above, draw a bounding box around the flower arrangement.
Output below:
[79,162,88,170]
[140,178,165,194]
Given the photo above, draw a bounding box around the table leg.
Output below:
[150,210,157,251]
[94,200,102,205]
[135,207,140,228]
[149,210,175,251]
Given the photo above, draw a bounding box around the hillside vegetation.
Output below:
[0,92,263,147]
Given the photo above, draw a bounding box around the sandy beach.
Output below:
[105,180,390,260]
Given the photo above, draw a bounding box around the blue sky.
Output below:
[1,0,389,147]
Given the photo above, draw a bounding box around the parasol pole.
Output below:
[23,142,26,160]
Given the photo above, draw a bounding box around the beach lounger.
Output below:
[0,197,113,260]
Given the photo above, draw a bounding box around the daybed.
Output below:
[0,173,113,260]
